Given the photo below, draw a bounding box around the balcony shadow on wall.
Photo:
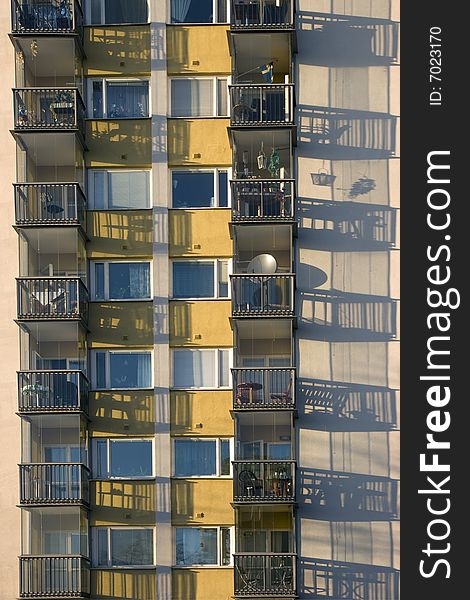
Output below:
[169,211,193,255]
[88,302,153,345]
[88,211,153,257]
[85,26,151,74]
[90,390,155,435]
[166,27,190,73]
[92,480,156,523]
[297,378,398,431]
[171,479,196,522]
[172,570,197,600]
[92,569,156,600]
[87,120,152,166]
[169,302,193,345]
[168,119,192,165]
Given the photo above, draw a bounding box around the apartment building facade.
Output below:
[0,1,400,599]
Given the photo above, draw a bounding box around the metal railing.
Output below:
[14,183,86,226]
[11,0,83,35]
[234,461,295,502]
[13,88,85,132]
[20,463,89,505]
[17,277,88,321]
[231,0,293,28]
[231,274,295,316]
[18,370,89,413]
[230,84,294,125]
[231,179,294,221]
[232,367,295,409]
[234,553,296,596]
[19,555,90,598]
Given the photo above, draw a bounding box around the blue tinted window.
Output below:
[174,439,216,476]
[172,171,214,208]
[171,0,213,23]
[110,440,153,477]
[173,262,214,298]
[109,352,151,389]
[108,263,150,299]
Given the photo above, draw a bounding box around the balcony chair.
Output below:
[236,382,262,406]
[238,469,263,497]
[270,378,292,406]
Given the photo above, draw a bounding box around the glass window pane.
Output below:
[96,352,106,389]
[96,529,108,566]
[171,0,213,24]
[96,440,107,478]
[174,439,216,476]
[91,171,106,209]
[108,171,149,209]
[106,81,149,118]
[111,529,153,566]
[94,263,105,300]
[218,170,228,207]
[220,440,230,475]
[175,528,217,566]
[219,350,229,387]
[109,352,151,389]
[172,171,214,208]
[92,81,104,118]
[105,0,148,24]
[217,79,227,116]
[173,262,214,299]
[44,447,67,462]
[171,79,213,117]
[218,261,228,298]
[173,350,215,388]
[109,263,150,299]
[90,0,102,24]
[221,528,231,565]
[109,440,153,477]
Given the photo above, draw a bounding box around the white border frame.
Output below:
[91,526,156,569]
[170,167,232,209]
[90,349,154,390]
[89,260,153,301]
[92,437,156,480]
[168,76,230,118]
[87,77,151,119]
[170,258,232,300]
[87,168,152,210]
[171,437,233,478]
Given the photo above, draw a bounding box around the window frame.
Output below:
[90,349,154,391]
[170,258,231,300]
[87,168,151,210]
[87,77,151,119]
[92,437,155,480]
[169,76,229,118]
[92,526,156,568]
[174,526,234,568]
[172,437,233,478]
[90,260,152,301]
[171,348,232,390]
[170,167,231,209]
[86,0,150,25]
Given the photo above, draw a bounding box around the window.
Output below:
[172,349,230,389]
[92,350,152,390]
[170,78,228,117]
[172,260,229,299]
[171,169,229,208]
[88,0,149,24]
[89,79,149,118]
[174,439,231,477]
[91,261,151,301]
[93,438,154,478]
[88,170,150,210]
[175,527,232,566]
[170,0,228,23]
[93,528,154,567]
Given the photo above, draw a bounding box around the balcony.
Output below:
[233,368,295,410]
[232,180,294,222]
[19,555,90,598]
[20,463,89,505]
[231,0,293,29]
[231,274,295,317]
[234,553,296,596]
[18,370,88,413]
[11,0,83,35]
[234,461,295,503]
[17,277,88,321]
[230,85,294,127]
[14,183,86,227]
[13,88,85,134]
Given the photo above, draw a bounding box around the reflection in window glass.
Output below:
[175,528,217,565]
[106,81,149,118]
[173,262,214,299]
[104,0,148,24]
[174,439,216,476]
[108,263,150,299]
[173,350,215,388]
[172,171,214,208]
[94,528,154,567]
[110,440,153,477]
[171,0,213,23]
[171,79,213,117]
[109,352,151,389]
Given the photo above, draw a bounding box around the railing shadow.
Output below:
[89,390,155,435]
[85,25,150,74]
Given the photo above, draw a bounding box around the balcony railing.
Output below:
[17,277,88,321]
[234,461,295,503]
[14,88,85,133]
[230,85,294,126]
[231,0,293,28]
[231,274,295,316]
[233,368,295,409]
[20,463,89,505]
[20,555,90,598]
[18,370,89,413]
[14,183,86,226]
[234,554,296,596]
[231,179,294,221]
[12,0,83,35]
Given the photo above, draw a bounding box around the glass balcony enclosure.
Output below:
[235,412,294,460]
[230,0,293,29]
[12,0,84,36]
[231,179,295,221]
[14,182,86,227]
[233,224,293,274]
[234,318,294,367]
[232,129,293,180]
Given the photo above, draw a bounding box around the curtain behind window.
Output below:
[111,529,153,566]
[173,350,215,387]
[106,81,149,118]
[175,528,217,565]
[174,439,216,476]
[171,0,213,23]
[104,0,148,23]
[108,263,150,299]
[108,171,149,209]
[173,262,214,298]
[171,79,213,117]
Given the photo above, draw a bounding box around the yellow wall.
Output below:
[92,570,156,600]
[171,390,233,436]
[168,119,231,166]
[84,26,151,76]
[89,390,155,436]
[90,480,156,526]
[171,479,234,525]
[170,300,232,347]
[88,302,153,347]
[169,209,231,257]
[86,120,151,167]
[87,210,153,259]
[167,25,231,75]
[172,568,233,600]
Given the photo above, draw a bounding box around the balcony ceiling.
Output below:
[232,33,291,81]
[15,37,77,78]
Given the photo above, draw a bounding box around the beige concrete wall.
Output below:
[0,4,21,597]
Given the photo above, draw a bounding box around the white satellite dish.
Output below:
[247,254,277,274]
